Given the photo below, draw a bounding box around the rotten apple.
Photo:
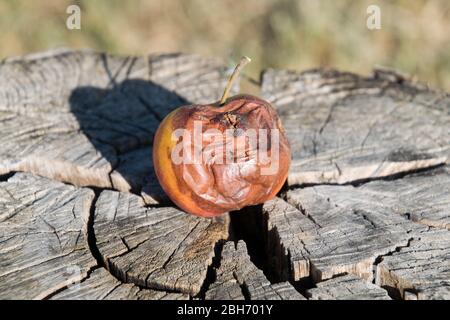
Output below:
[153,57,291,217]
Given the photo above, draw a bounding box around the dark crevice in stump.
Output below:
[229,204,316,297]
[229,205,273,280]
[0,171,15,182]
[85,188,106,269]
[195,239,226,300]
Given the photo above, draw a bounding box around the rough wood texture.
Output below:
[354,165,450,230]
[1,49,449,300]
[0,173,96,299]
[261,165,450,299]
[376,229,450,300]
[263,195,425,283]
[50,267,188,300]
[0,49,235,203]
[262,68,449,186]
[0,48,230,116]
[93,190,229,295]
[306,274,391,300]
[205,241,305,300]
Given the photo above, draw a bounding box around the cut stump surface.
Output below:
[0,49,449,299]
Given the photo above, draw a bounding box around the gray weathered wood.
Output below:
[93,190,229,295]
[263,195,425,283]
[376,229,450,300]
[0,173,96,299]
[261,165,450,299]
[0,48,230,115]
[0,49,235,203]
[50,267,188,300]
[1,49,449,300]
[354,165,450,230]
[205,241,305,300]
[0,111,116,189]
[306,274,391,300]
[0,172,194,299]
[262,68,449,186]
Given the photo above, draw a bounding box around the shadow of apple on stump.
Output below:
[69,79,189,204]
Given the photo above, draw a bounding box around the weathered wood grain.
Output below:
[0,49,235,203]
[93,190,229,295]
[261,165,450,299]
[205,241,305,300]
[0,173,96,299]
[262,68,449,186]
[0,111,116,189]
[50,267,188,300]
[354,165,450,230]
[0,48,230,114]
[306,274,391,300]
[1,49,449,300]
[307,274,391,300]
[262,195,425,283]
[376,229,450,300]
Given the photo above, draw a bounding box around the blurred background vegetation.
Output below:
[1,0,449,89]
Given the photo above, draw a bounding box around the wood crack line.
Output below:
[38,265,101,300]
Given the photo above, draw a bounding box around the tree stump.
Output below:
[0,49,448,300]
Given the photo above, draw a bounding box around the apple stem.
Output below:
[220,56,251,105]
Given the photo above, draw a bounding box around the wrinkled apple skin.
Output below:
[153,94,291,217]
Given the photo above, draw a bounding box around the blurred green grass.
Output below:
[1,0,449,89]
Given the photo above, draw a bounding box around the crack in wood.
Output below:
[286,163,447,190]
[195,239,225,299]
[1,49,449,300]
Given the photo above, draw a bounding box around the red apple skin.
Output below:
[153,94,291,218]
